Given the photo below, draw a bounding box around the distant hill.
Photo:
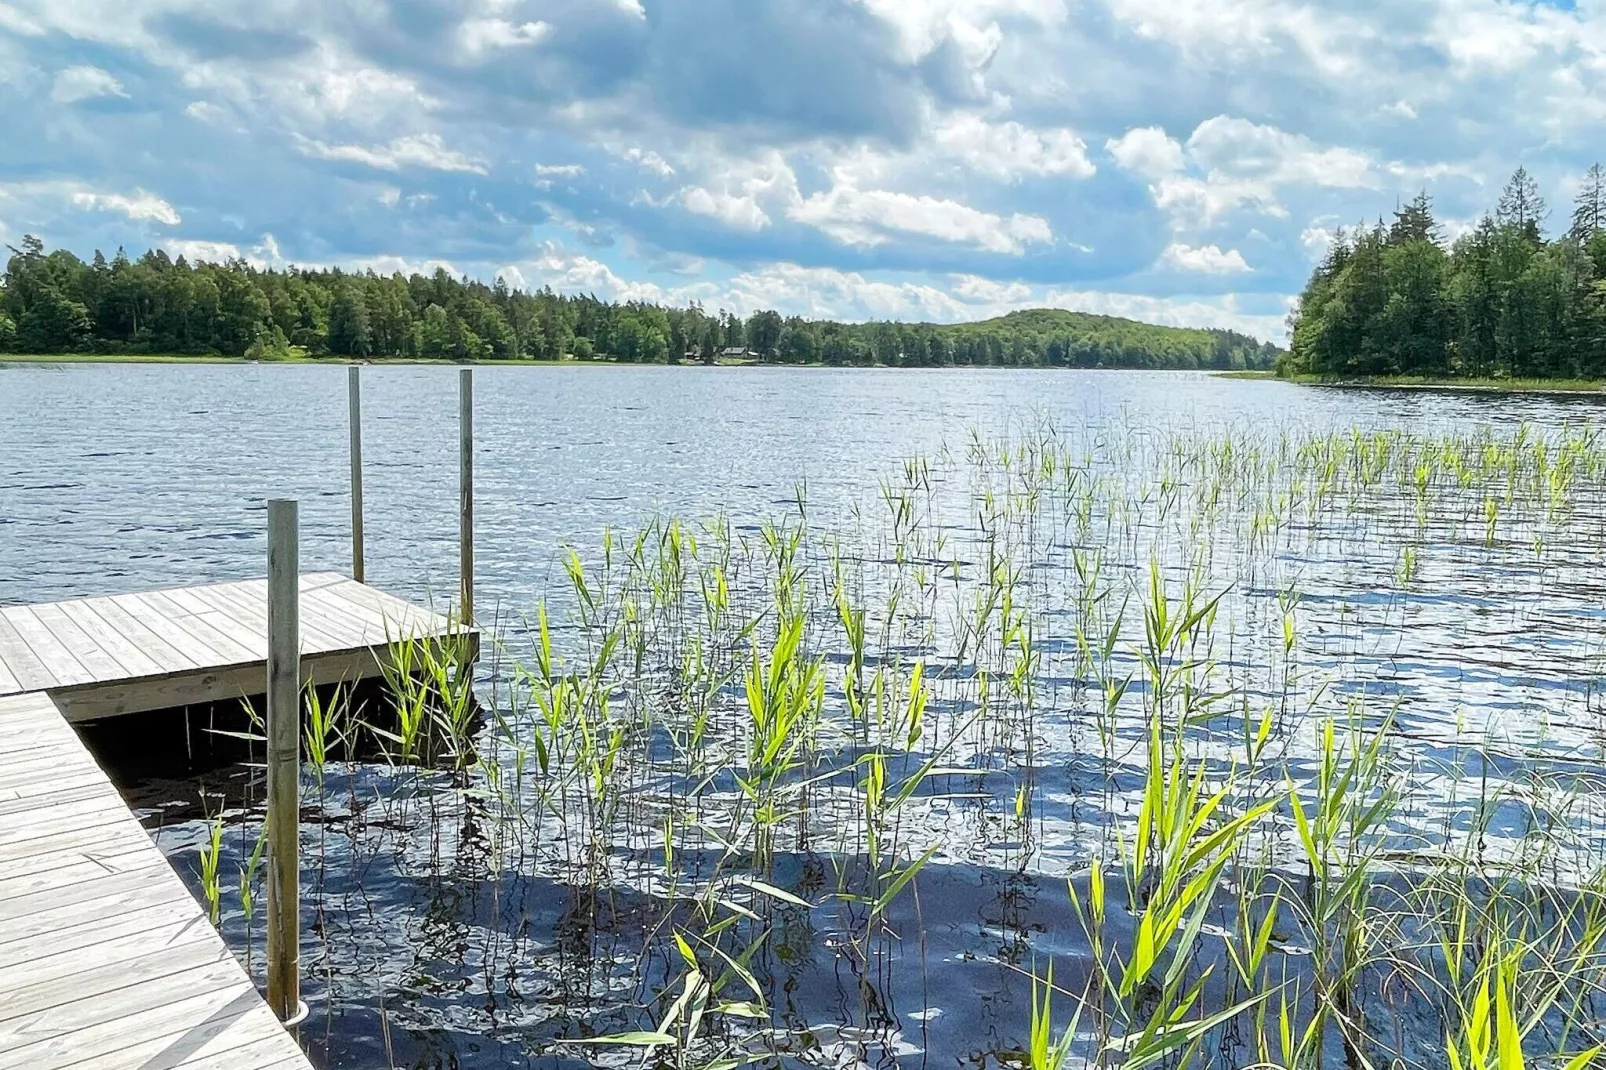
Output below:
[896,308,1283,371]
[1,237,1282,369]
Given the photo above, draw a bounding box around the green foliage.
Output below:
[1,237,1279,367]
[1290,168,1606,380]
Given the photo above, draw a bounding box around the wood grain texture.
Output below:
[0,574,474,719]
[0,690,312,1070]
[0,575,479,1067]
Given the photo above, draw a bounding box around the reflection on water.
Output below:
[10,366,1606,1068]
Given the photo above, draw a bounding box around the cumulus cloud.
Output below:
[50,65,126,104]
[676,151,798,231]
[164,238,242,262]
[14,0,1606,347]
[70,188,180,225]
[933,115,1096,180]
[791,184,1053,254]
[1107,115,1380,228]
[1161,242,1252,273]
[294,133,488,174]
[457,18,551,57]
[1106,127,1185,180]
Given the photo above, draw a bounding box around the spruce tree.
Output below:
[1497,167,1547,242]
[1571,163,1606,243]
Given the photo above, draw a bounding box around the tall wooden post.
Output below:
[459,369,474,625]
[265,499,301,1023]
[348,366,364,584]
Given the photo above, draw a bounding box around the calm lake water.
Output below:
[7,364,1606,1070]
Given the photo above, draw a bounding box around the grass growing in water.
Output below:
[182,419,1606,1070]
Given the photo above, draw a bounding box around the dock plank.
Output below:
[60,599,181,678]
[26,603,130,682]
[0,608,87,689]
[0,574,473,1070]
[0,616,53,694]
[0,691,310,1070]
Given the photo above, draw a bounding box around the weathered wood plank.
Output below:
[0,608,88,688]
[79,596,201,666]
[105,594,223,667]
[27,603,130,682]
[55,601,170,678]
[124,593,257,665]
[0,692,311,1070]
[0,618,51,694]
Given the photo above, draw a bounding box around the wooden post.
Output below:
[265,499,301,1024]
[459,368,474,625]
[349,366,364,584]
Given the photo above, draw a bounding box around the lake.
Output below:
[6,364,1606,1070]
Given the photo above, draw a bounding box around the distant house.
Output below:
[719,346,754,360]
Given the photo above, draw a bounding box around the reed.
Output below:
[190,419,1606,1069]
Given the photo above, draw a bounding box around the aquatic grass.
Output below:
[183,418,1606,1069]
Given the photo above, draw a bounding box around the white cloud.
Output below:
[1108,116,1379,228]
[295,133,487,174]
[535,163,585,177]
[1300,223,1337,258]
[682,187,771,230]
[950,274,1033,303]
[1042,287,1291,340]
[352,253,460,277]
[178,44,435,135]
[164,238,241,262]
[623,147,675,176]
[1152,174,1281,226]
[933,115,1096,180]
[184,100,228,123]
[457,18,550,57]
[1097,0,1369,79]
[70,188,180,225]
[1161,242,1252,273]
[1106,127,1185,180]
[677,151,798,231]
[50,65,125,104]
[1187,116,1375,189]
[791,183,1053,254]
[163,233,287,267]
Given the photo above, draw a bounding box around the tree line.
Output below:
[0,236,1278,370]
[1288,166,1606,379]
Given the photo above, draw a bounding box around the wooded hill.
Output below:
[1,237,1280,370]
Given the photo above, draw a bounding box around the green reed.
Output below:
[224,418,1606,1070]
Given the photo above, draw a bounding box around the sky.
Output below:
[1,0,1603,344]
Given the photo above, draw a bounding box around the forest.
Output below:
[1288,166,1606,379]
[0,236,1279,370]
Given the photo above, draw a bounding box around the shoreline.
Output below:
[1,353,1269,372]
[1216,370,1606,396]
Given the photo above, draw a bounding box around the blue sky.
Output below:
[1,0,1602,343]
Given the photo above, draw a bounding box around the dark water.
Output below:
[7,364,1606,1070]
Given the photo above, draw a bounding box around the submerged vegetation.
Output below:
[179,418,1606,1069]
[1,236,1278,369]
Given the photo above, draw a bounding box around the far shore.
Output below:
[1,353,1261,372]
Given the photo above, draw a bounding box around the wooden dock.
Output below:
[0,574,476,1070]
[0,572,470,721]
